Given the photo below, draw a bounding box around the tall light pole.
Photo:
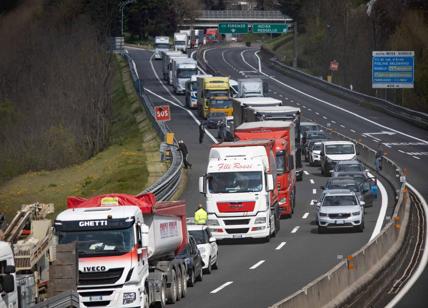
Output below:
[120,0,136,37]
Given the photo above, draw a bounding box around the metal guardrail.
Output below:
[260,48,428,130]
[123,52,183,201]
[33,290,79,308]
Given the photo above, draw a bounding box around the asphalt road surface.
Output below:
[126,46,416,307]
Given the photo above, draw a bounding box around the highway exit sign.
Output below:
[219,23,249,34]
[252,23,288,34]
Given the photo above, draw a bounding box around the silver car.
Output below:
[314,189,365,233]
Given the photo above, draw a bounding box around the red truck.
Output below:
[205,28,220,43]
[235,120,297,217]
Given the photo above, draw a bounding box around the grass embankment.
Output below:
[262,33,294,63]
[0,56,166,219]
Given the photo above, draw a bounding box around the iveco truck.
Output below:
[154,36,170,60]
[171,58,198,94]
[54,193,188,308]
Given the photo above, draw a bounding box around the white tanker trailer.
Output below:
[54,193,188,308]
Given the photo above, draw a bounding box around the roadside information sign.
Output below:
[252,24,288,34]
[219,23,249,34]
[372,51,414,88]
[155,105,171,121]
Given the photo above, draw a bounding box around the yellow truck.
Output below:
[197,76,232,118]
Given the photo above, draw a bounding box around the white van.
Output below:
[320,141,357,176]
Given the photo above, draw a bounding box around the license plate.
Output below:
[232,234,243,238]
[335,220,345,225]
[89,296,103,301]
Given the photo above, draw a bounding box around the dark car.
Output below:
[176,236,204,286]
[322,177,374,207]
[300,122,322,140]
[333,171,378,199]
[206,112,226,129]
[332,160,366,175]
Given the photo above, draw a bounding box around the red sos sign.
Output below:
[155,105,171,121]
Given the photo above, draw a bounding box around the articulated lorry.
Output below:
[54,193,188,308]
[199,140,280,241]
[154,36,170,60]
[171,58,198,94]
[232,97,282,128]
[197,76,231,119]
[237,78,265,98]
[162,51,186,82]
[174,33,187,53]
[241,105,303,180]
[235,121,297,217]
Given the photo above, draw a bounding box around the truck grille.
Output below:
[79,268,123,286]
[226,228,249,234]
[83,301,111,307]
[224,219,250,225]
[328,213,350,219]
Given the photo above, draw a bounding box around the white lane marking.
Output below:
[285,97,289,100]
[210,281,234,294]
[322,116,328,120]
[255,50,262,72]
[340,124,346,128]
[312,189,316,194]
[190,50,207,74]
[413,156,421,160]
[331,120,336,124]
[249,260,265,270]
[302,212,309,219]
[304,170,309,175]
[302,105,307,109]
[310,179,315,184]
[385,183,428,307]
[350,129,356,133]
[251,50,428,145]
[221,49,235,71]
[275,242,287,250]
[398,149,406,153]
[368,174,389,242]
[146,53,218,143]
[291,226,300,233]
[315,112,320,115]
[273,91,277,95]
[308,108,312,111]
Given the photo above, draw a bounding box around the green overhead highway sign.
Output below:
[252,23,288,34]
[219,23,249,34]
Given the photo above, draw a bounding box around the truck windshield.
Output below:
[276,151,286,175]
[175,41,186,46]
[155,43,170,49]
[57,226,135,257]
[178,69,197,79]
[209,99,232,108]
[208,171,263,193]
[191,81,198,91]
[325,144,355,155]
[205,90,229,98]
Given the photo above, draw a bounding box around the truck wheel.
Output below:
[213,255,218,270]
[176,269,182,301]
[355,222,365,233]
[181,268,187,297]
[204,258,212,274]
[166,270,177,304]
[196,266,203,282]
[188,269,195,287]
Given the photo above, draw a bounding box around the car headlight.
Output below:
[207,219,219,226]
[255,217,267,224]
[123,292,136,305]
[319,212,327,217]
[279,197,286,205]
[352,211,361,216]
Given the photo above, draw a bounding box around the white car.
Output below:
[187,224,218,273]
[309,141,322,166]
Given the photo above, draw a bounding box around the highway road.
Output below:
[127,46,413,307]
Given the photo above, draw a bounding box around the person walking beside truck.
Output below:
[194,204,208,224]
[375,145,383,173]
[178,140,192,169]
[199,122,206,144]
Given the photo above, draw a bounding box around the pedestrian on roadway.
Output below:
[199,122,206,144]
[375,145,383,173]
[194,204,208,225]
[218,119,226,141]
[178,140,192,169]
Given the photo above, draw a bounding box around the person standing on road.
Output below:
[194,204,208,224]
[218,119,226,141]
[199,122,206,144]
[375,145,384,173]
[178,140,192,169]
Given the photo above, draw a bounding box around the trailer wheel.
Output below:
[188,269,195,287]
[196,266,203,282]
[176,269,182,301]
[181,267,187,298]
[166,270,177,304]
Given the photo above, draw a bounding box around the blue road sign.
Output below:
[372,51,414,88]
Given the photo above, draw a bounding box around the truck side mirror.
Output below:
[4,265,15,274]
[289,155,295,170]
[267,174,274,191]
[199,176,207,194]
[0,274,15,293]
[140,224,150,252]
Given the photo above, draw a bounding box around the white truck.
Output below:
[167,54,189,85]
[237,78,264,98]
[199,140,280,241]
[174,33,187,53]
[171,58,198,94]
[162,51,185,82]
[0,241,18,308]
[232,97,282,128]
[54,193,189,308]
[154,36,170,60]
